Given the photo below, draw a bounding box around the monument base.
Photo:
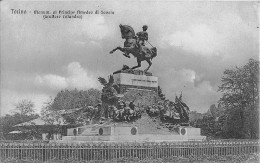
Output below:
[62,134,206,142]
[61,71,207,142]
[62,125,206,142]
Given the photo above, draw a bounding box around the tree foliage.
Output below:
[39,97,66,138]
[191,113,227,139]
[41,97,62,125]
[1,100,39,140]
[52,88,101,111]
[218,58,259,139]
[12,99,36,119]
[219,59,259,108]
[192,59,259,139]
[41,88,101,126]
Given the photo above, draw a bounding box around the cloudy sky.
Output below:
[1,1,259,115]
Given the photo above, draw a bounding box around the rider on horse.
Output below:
[136,25,149,57]
[123,25,148,58]
[110,24,157,72]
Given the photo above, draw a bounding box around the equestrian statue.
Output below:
[110,24,157,72]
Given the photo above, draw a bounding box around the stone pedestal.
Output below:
[113,73,158,88]
[113,72,158,107]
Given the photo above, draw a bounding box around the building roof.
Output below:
[14,117,66,127]
[9,130,22,134]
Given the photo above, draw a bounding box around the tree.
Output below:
[1,99,39,140]
[41,97,62,124]
[40,97,66,139]
[47,88,101,125]
[13,99,35,121]
[52,88,101,111]
[218,58,259,139]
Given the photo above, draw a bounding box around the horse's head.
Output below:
[119,24,135,39]
[119,24,124,31]
[120,25,129,38]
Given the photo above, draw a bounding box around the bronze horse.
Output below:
[110,24,157,72]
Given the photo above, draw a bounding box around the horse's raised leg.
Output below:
[110,46,124,54]
[110,46,130,58]
[131,59,141,70]
[144,59,152,72]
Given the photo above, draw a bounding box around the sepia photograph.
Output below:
[0,0,259,162]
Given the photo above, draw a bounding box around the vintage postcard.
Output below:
[1,0,259,162]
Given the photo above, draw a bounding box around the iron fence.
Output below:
[0,139,259,162]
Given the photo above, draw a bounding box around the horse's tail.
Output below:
[151,47,157,60]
